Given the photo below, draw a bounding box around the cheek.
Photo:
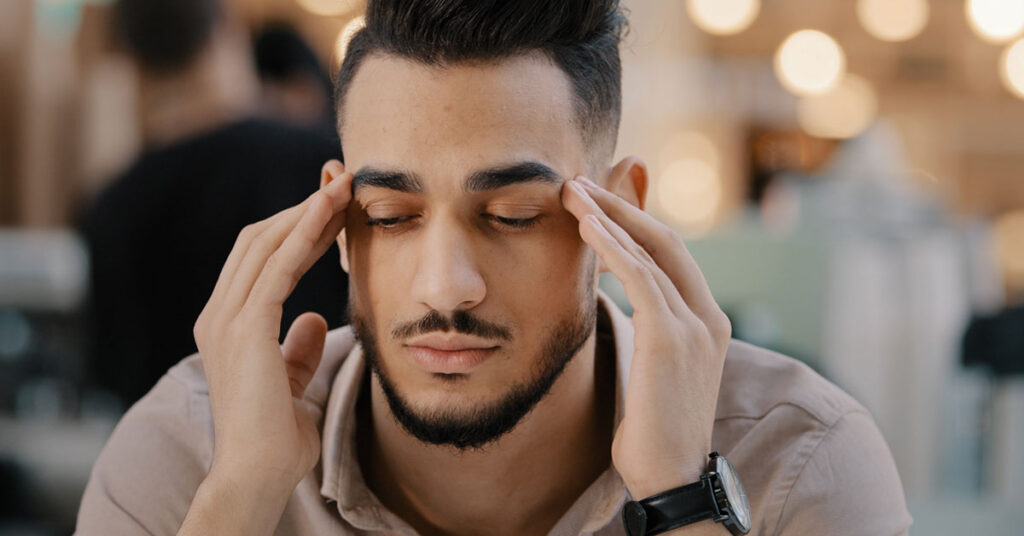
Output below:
[345,212,392,316]
[485,214,591,310]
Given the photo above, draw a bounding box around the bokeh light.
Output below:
[658,130,719,171]
[685,0,760,36]
[965,0,1024,43]
[774,29,846,96]
[656,158,722,229]
[857,0,930,42]
[797,74,878,139]
[1000,37,1024,99]
[296,0,360,17]
[333,15,367,68]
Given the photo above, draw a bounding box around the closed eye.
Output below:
[486,215,541,229]
[364,214,541,232]
[365,215,417,229]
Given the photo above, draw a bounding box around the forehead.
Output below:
[339,52,584,187]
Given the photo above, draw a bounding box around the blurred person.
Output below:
[79,0,348,406]
[253,23,337,131]
[76,1,912,535]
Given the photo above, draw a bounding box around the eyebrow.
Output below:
[352,168,423,193]
[464,162,563,192]
[351,161,563,194]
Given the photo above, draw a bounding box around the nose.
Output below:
[409,215,487,314]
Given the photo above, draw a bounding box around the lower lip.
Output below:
[405,346,498,374]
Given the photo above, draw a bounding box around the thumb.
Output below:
[282,312,328,398]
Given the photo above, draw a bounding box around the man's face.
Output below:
[339,52,599,449]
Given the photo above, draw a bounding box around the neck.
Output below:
[136,32,258,147]
[360,332,617,536]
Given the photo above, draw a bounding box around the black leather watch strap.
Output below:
[638,477,715,534]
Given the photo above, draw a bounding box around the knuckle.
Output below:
[192,319,205,346]
[308,192,330,215]
[193,307,212,345]
[661,224,684,247]
[626,258,652,281]
[250,230,277,259]
[711,309,732,340]
[239,222,259,241]
[266,251,297,279]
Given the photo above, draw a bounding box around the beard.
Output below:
[349,270,597,451]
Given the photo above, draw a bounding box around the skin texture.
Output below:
[178,51,732,536]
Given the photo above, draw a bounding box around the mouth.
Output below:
[403,334,501,374]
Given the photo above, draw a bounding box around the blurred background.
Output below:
[1,0,1023,534]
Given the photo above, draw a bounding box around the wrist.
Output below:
[207,457,301,500]
[178,470,296,536]
[623,458,707,500]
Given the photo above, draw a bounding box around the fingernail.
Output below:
[577,176,598,188]
[569,180,588,196]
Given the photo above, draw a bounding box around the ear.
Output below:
[604,155,648,211]
[592,156,648,275]
[320,159,350,273]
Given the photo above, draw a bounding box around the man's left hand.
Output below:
[561,175,732,500]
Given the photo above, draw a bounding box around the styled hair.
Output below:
[112,0,222,73]
[334,0,627,156]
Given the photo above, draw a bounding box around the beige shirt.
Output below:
[76,292,912,535]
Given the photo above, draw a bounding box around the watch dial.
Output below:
[718,457,751,531]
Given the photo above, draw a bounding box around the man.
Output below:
[253,23,337,130]
[80,0,348,405]
[76,1,913,535]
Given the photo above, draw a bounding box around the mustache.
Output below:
[391,309,512,341]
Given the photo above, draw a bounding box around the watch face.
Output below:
[716,457,752,531]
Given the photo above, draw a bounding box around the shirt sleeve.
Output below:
[772,410,913,536]
[75,372,212,536]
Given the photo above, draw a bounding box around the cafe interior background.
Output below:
[2,0,1024,533]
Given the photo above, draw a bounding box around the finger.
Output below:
[596,213,694,322]
[222,173,352,320]
[247,205,347,313]
[566,182,691,320]
[281,312,328,398]
[244,173,352,312]
[577,213,675,327]
[567,177,720,321]
[207,200,312,309]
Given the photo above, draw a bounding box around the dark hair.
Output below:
[334,0,627,155]
[112,0,223,73]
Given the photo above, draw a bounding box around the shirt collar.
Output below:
[319,289,633,533]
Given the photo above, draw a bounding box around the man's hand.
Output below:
[179,165,352,536]
[562,176,732,502]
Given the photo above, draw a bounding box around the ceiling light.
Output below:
[1000,37,1024,98]
[857,0,930,42]
[685,0,760,36]
[966,0,1024,43]
[774,30,846,96]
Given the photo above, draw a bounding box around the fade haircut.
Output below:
[334,0,627,158]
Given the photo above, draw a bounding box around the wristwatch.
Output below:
[621,452,751,536]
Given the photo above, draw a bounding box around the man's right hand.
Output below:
[178,161,351,536]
